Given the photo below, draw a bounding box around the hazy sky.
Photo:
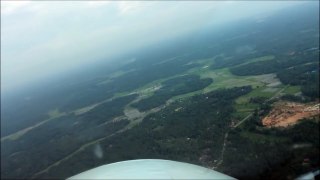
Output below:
[1,1,308,92]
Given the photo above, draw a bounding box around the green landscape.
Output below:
[1,2,319,180]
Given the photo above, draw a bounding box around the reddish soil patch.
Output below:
[262,101,319,127]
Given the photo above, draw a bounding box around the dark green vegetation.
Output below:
[222,117,319,180]
[1,3,319,180]
[132,75,212,111]
[229,53,318,76]
[82,94,138,125]
[34,86,253,179]
[1,94,136,179]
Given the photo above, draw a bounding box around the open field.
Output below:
[195,68,273,92]
[172,62,284,104]
[48,109,65,118]
[240,131,289,143]
[107,55,284,108]
[282,85,301,95]
[235,87,276,104]
[235,55,275,66]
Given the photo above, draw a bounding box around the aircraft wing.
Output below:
[68,159,236,179]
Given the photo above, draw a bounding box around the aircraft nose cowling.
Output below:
[68,159,236,179]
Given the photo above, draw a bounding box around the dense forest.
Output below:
[219,94,319,179]
[222,116,319,179]
[33,86,253,179]
[1,94,137,178]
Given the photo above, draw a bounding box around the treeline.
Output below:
[230,59,279,75]
[280,94,306,103]
[210,53,265,70]
[35,86,252,179]
[277,62,319,99]
[277,62,318,85]
[131,75,213,111]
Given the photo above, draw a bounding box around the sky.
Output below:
[1,1,309,92]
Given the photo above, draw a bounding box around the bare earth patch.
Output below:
[262,101,319,127]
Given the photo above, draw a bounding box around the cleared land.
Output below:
[262,101,319,127]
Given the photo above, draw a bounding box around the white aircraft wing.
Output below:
[68,159,236,179]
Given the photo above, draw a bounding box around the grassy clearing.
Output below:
[232,111,252,120]
[232,87,274,115]
[236,55,275,66]
[73,104,99,116]
[97,70,134,85]
[283,85,301,95]
[194,68,266,93]
[48,109,65,118]
[171,89,203,101]
[113,79,166,99]
[111,56,282,108]
[240,131,289,143]
[232,73,282,114]
[171,63,280,102]
[189,57,216,66]
[234,103,259,112]
[235,87,275,104]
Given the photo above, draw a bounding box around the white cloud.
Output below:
[1,1,31,15]
[0,1,310,92]
[85,1,111,8]
[118,1,143,15]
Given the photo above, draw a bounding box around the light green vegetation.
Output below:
[240,131,289,143]
[97,70,133,85]
[101,55,296,118]
[232,111,252,120]
[282,85,301,95]
[186,56,280,116]
[92,54,299,127]
[109,70,131,78]
[113,79,165,98]
[48,109,64,118]
[153,55,185,65]
[192,67,266,93]
[113,91,135,98]
[233,103,259,112]
[188,57,215,66]
[114,55,260,102]
[235,87,275,104]
[96,78,112,85]
[237,55,275,66]
[233,86,279,116]
[73,104,99,116]
[171,89,203,101]
[2,110,67,142]
[170,56,279,102]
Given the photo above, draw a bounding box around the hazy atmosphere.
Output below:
[1,1,319,179]
[1,1,305,92]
